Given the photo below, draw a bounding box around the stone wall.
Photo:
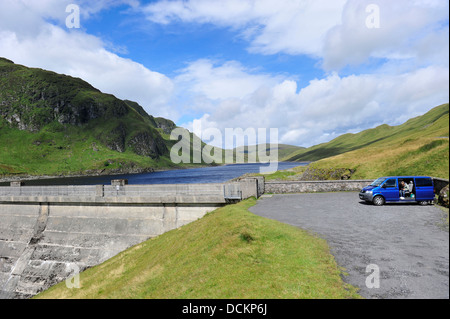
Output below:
[265,180,374,194]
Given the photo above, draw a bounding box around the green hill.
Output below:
[233,143,304,163]
[0,57,205,178]
[279,103,449,180]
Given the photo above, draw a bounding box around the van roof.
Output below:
[380,176,432,179]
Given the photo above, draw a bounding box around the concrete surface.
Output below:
[0,202,221,299]
[249,192,449,299]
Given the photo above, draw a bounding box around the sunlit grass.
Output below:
[35,199,361,299]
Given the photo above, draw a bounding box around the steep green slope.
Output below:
[35,199,360,299]
[312,105,449,179]
[0,58,202,177]
[273,103,449,180]
[234,144,304,163]
[284,103,449,163]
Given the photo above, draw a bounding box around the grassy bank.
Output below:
[35,198,360,299]
[266,104,449,181]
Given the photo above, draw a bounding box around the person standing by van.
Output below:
[400,181,410,199]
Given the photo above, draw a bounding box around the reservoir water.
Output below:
[0,162,306,186]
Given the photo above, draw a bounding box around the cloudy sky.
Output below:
[0,0,448,148]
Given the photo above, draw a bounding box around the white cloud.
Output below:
[0,0,174,119]
[144,0,346,58]
[322,0,449,70]
[174,59,282,102]
[143,0,448,148]
[178,61,449,148]
[144,0,449,71]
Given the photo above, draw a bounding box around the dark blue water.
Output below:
[1,162,306,186]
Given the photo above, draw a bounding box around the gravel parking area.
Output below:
[249,192,449,299]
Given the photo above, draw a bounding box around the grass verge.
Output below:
[35,198,360,299]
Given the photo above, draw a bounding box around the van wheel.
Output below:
[373,196,385,206]
[419,201,429,206]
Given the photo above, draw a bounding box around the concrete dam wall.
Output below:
[0,180,256,299]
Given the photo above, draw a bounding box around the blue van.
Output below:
[359,176,435,206]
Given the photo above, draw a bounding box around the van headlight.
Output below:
[366,191,373,194]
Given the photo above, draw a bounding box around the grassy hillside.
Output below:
[0,115,175,176]
[234,144,304,163]
[0,58,209,178]
[35,199,360,299]
[284,103,449,163]
[278,103,449,180]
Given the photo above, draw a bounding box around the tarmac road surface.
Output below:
[249,192,449,299]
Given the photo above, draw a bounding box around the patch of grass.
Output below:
[418,139,447,152]
[35,199,361,299]
[256,165,307,181]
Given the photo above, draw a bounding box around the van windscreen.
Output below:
[371,178,387,187]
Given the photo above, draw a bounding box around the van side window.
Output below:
[415,178,433,187]
[384,179,397,188]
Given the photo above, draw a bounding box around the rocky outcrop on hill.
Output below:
[0,59,129,131]
[155,117,177,135]
[127,131,168,158]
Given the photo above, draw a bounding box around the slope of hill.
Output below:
[0,58,202,177]
[233,143,304,163]
[35,199,360,299]
[279,103,449,180]
[284,103,449,163]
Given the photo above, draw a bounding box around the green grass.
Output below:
[0,118,174,176]
[35,199,361,299]
[261,165,307,181]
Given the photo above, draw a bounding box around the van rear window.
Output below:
[415,178,433,187]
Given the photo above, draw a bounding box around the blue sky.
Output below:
[82,2,325,81]
[0,0,448,147]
